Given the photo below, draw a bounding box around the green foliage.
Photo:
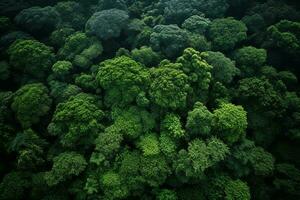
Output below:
[49,27,75,48]
[112,106,155,139]
[48,93,104,148]
[45,152,87,186]
[149,62,189,109]
[274,163,300,197]
[140,155,171,187]
[49,80,82,103]
[0,16,11,34]
[161,113,185,138]
[8,39,55,79]
[9,129,47,170]
[204,51,239,84]
[150,24,190,58]
[1,1,300,199]
[182,15,211,35]
[225,180,250,200]
[0,61,10,80]
[248,147,275,176]
[160,0,228,23]
[213,103,247,145]
[0,172,29,200]
[14,6,60,35]
[96,56,149,107]
[138,133,160,156]
[131,46,161,67]
[186,102,213,137]
[58,32,103,69]
[54,1,86,30]
[86,9,129,40]
[177,48,212,101]
[234,46,267,76]
[75,73,97,91]
[209,17,247,51]
[52,60,73,78]
[188,138,229,174]
[157,189,178,200]
[94,125,123,159]
[237,77,284,113]
[101,171,128,199]
[11,83,52,128]
[265,20,300,59]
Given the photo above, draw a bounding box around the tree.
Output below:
[248,147,275,176]
[75,73,97,92]
[138,133,160,156]
[149,62,190,109]
[14,6,60,36]
[225,180,251,200]
[204,51,239,84]
[85,9,129,40]
[8,39,55,79]
[44,152,87,186]
[92,125,123,164]
[96,56,149,107]
[111,106,155,139]
[54,1,87,30]
[188,138,229,174]
[186,102,213,137]
[156,189,178,200]
[48,93,104,148]
[49,80,82,103]
[100,171,128,199]
[264,20,300,60]
[0,172,29,200]
[213,103,248,145]
[97,0,127,11]
[161,113,185,138]
[234,46,267,76]
[182,15,211,35]
[159,0,228,23]
[150,25,190,58]
[131,46,162,67]
[208,17,247,51]
[140,154,171,187]
[237,77,284,113]
[57,32,103,69]
[51,60,73,80]
[9,129,47,170]
[11,83,52,128]
[49,27,75,48]
[176,48,212,101]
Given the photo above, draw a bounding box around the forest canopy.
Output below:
[0,0,300,200]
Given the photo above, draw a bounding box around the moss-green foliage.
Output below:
[11,83,52,128]
[14,6,60,35]
[182,15,211,35]
[204,51,239,84]
[48,93,104,148]
[213,103,247,145]
[149,62,189,109]
[225,180,250,200]
[186,102,213,137]
[150,24,190,58]
[8,39,55,79]
[209,17,247,51]
[86,9,129,40]
[44,152,87,186]
[96,56,149,107]
[1,1,300,200]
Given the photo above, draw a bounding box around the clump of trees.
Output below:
[0,0,300,200]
